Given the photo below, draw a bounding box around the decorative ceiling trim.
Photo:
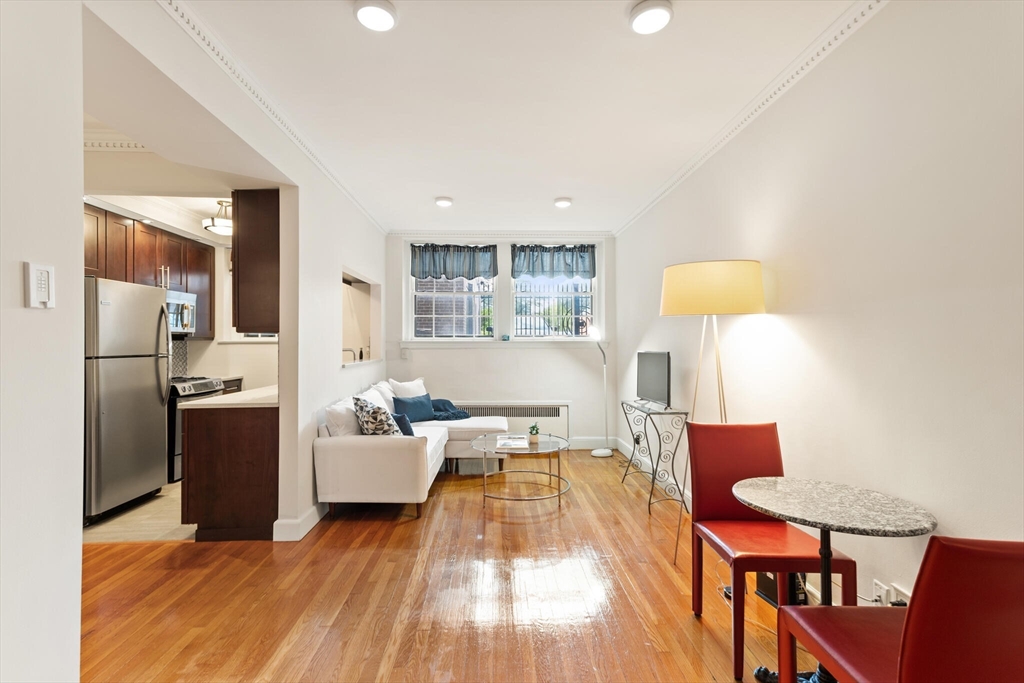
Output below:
[155,0,388,234]
[614,0,889,236]
[84,134,148,152]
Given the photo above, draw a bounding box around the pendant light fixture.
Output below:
[203,200,233,236]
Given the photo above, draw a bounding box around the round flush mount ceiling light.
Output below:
[630,0,673,35]
[435,197,453,208]
[554,197,572,209]
[355,0,398,32]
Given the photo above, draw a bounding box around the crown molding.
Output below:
[154,0,387,234]
[614,0,889,236]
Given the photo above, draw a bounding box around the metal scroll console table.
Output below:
[620,400,689,563]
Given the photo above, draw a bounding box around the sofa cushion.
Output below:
[393,393,434,422]
[353,397,401,435]
[413,426,449,467]
[392,413,415,436]
[325,397,360,437]
[389,377,428,398]
[356,388,387,409]
[372,381,397,413]
[412,416,509,441]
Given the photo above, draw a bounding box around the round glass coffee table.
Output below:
[471,433,571,507]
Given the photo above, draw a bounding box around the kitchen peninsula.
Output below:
[180,385,279,541]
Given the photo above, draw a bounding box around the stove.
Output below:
[168,376,225,481]
[171,376,224,396]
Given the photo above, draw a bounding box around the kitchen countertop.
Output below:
[219,375,244,383]
[180,384,278,410]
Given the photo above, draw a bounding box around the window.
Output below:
[413,276,494,338]
[513,275,593,337]
[405,241,600,341]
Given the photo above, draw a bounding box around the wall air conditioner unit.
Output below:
[455,403,569,438]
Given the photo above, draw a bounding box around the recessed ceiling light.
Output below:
[630,0,672,35]
[554,197,572,209]
[355,0,397,32]
[435,197,453,208]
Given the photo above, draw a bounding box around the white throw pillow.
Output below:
[372,381,397,413]
[389,377,428,398]
[355,388,387,409]
[325,398,360,437]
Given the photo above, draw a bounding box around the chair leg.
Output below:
[840,565,857,606]
[777,611,798,683]
[692,532,703,616]
[732,566,745,680]
[777,572,790,607]
[498,458,504,472]
[416,502,423,519]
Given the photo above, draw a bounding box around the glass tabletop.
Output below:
[471,433,570,455]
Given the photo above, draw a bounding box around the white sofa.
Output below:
[312,379,509,518]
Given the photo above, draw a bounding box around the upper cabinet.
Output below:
[83,203,216,340]
[231,189,279,334]
[185,241,215,340]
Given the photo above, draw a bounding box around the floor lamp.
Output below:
[660,260,765,423]
[591,327,612,457]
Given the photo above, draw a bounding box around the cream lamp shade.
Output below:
[660,260,765,316]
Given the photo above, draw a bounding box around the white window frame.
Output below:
[402,238,605,345]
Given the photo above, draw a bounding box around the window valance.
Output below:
[410,243,498,280]
[511,244,596,280]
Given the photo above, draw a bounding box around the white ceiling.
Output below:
[188,0,851,234]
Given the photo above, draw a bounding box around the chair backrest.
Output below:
[899,535,1024,682]
[687,422,785,523]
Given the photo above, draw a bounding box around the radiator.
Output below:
[455,403,569,438]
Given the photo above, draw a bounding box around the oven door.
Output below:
[172,389,224,482]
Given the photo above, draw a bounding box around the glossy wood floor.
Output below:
[82,451,816,682]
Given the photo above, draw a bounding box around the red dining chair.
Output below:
[688,422,858,681]
[778,535,1024,683]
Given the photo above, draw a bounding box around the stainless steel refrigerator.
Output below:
[85,277,171,518]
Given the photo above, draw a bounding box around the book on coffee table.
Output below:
[496,436,530,449]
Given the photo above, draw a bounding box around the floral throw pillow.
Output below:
[352,396,401,436]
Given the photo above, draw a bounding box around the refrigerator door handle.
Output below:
[159,304,172,406]
[84,360,100,516]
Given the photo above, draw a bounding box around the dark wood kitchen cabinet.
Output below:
[83,205,134,283]
[182,406,278,541]
[132,221,162,287]
[232,189,279,334]
[83,205,106,278]
[162,230,187,292]
[185,240,216,339]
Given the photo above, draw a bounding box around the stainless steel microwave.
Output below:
[166,290,197,336]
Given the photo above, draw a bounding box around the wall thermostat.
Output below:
[23,262,55,309]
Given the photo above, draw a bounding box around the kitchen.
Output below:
[81,188,281,542]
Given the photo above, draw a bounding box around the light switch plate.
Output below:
[23,262,56,309]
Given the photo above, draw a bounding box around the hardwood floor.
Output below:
[81,451,816,682]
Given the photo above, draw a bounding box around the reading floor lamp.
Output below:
[591,327,613,457]
[660,260,765,423]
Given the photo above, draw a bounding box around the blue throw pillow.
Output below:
[393,393,434,423]
[391,412,415,436]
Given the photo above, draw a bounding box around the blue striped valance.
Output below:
[511,244,596,279]
[410,243,498,280]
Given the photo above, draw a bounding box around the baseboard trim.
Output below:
[273,503,326,541]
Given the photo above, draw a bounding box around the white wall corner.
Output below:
[614,436,692,509]
[614,0,889,236]
[273,503,327,542]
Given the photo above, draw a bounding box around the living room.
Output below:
[2,1,1021,682]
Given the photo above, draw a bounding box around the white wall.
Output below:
[384,235,617,447]
[0,2,84,681]
[84,0,388,540]
[615,0,1024,596]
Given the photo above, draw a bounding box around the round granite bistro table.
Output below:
[471,433,571,507]
[733,477,937,683]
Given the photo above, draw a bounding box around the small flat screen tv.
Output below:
[637,351,671,406]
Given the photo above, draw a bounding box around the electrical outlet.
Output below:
[872,580,891,606]
[892,583,911,605]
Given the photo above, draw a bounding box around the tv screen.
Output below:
[637,352,671,406]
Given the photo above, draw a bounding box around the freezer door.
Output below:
[84,356,169,516]
[86,277,169,358]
